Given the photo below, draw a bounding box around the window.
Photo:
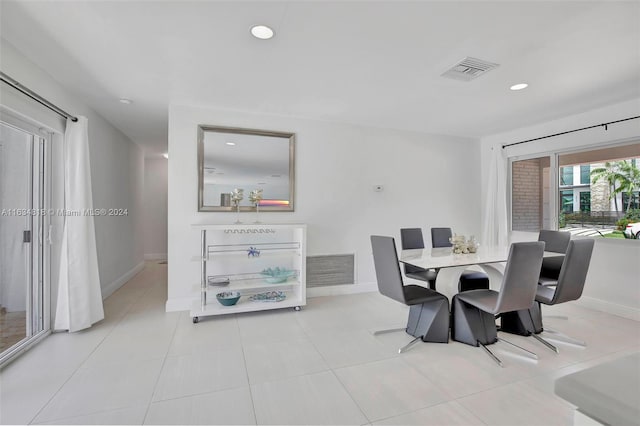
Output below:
[510,141,640,234]
[561,190,574,213]
[580,192,591,212]
[622,191,639,211]
[580,165,591,185]
[560,167,573,186]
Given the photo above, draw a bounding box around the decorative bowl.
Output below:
[208,276,230,286]
[261,267,295,284]
[216,291,241,306]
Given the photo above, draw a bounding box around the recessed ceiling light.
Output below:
[119,98,133,104]
[225,142,236,146]
[162,153,168,159]
[250,25,274,40]
[510,83,528,91]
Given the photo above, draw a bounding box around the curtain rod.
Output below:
[0,71,78,122]
[502,115,640,149]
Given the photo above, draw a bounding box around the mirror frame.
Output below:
[197,125,296,212]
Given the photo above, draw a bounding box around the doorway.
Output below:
[0,118,49,366]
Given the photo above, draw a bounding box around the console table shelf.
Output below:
[190,224,306,323]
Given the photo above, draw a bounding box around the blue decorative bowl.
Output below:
[216,291,241,306]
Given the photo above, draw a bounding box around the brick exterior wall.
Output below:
[512,158,541,231]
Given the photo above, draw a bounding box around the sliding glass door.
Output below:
[0,119,49,366]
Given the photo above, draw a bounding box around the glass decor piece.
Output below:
[261,267,295,283]
[249,189,264,223]
[230,188,244,223]
[248,291,287,302]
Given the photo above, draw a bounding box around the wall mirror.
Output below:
[198,125,295,212]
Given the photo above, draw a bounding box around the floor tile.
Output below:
[243,338,329,384]
[372,400,485,425]
[251,371,368,425]
[168,312,241,357]
[145,387,256,425]
[152,347,248,401]
[401,340,525,399]
[311,329,398,369]
[236,309,308,344]
[334,357,448,421]
[34,358,164,423]
[456,380,574,425]
[37,405,147,425]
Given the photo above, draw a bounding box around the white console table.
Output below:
[190,223,306,323]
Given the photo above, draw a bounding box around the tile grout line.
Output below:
[141,270,181,425]
[235,314,259,425]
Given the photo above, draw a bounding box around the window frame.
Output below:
[507,137,640,232]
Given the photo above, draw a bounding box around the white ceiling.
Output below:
[1,1,639,154]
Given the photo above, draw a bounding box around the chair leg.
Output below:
[399,336,422,354]
[544,328,587,347]
[497,337,538,360]
[532,333,559,353]
[373,327,406,336]
[478,341,503,367]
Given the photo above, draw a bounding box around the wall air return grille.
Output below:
[306,254,355,287]
[441,57,499,81]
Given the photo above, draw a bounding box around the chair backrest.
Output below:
[400,228,425,275]
[370,235,407,304]
[551,239,595,304]
[431,227,453,248]
[538,230,571,253]
[400,228,425,250]
[495,241,545,314]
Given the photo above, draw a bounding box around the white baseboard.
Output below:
[166,297,194,312]
[144,253,167,261]
[101,261,145,300]
[307,281,377,298]
[576,296,640,322]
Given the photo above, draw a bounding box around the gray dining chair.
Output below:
[500,239,595,354]
[400,228,437,290]
[538,229,571,283]
[371,235,450,353]
[452,241,545,367]
[430,227,490,292]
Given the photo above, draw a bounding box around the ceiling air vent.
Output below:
[441,57,499,81]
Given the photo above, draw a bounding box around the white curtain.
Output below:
[55,116,104,332]
[481,146,509,247]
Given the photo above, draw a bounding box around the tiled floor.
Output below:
[1,262,638,425]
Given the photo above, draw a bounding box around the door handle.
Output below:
[23,230,31,243]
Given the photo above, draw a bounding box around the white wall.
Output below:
[0,38,145,309]
[167,104,482,311]
[481,98,640,320]
[143,157,168,260]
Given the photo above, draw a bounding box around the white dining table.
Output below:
[399,246,557,300]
